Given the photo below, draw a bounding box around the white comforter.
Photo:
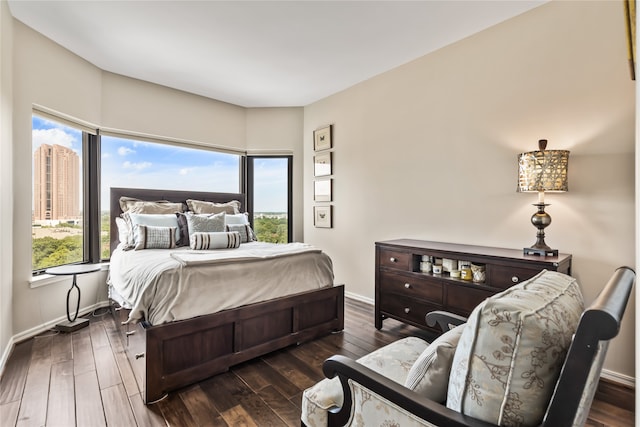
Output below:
[108,242,334,325]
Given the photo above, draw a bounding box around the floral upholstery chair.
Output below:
[301,267,635,427]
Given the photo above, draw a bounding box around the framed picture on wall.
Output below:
[314,205,332,228]
[314,178,332,202]
[314,151,332,177]
[314,125,332,151]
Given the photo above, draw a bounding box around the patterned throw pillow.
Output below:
[134,225,177,250]
[404,324,465,402]
[446,270,584,426]
[189,231,241,250]
[225,213,258,242]
[126,213,181,247]
[185,212,225,238]
[225,223,256,243]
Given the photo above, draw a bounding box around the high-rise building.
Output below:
[33,144,80,221]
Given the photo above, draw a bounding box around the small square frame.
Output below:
[314,125,332,151]
[314,179,332,202]
[314,205,332,228]
[314,151,332,177]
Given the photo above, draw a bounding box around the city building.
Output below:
[33,143,79,223]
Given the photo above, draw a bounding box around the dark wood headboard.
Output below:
[110,187,246,254]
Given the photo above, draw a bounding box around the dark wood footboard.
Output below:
[111,285,344,403]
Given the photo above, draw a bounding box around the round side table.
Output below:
[45,263,101,332]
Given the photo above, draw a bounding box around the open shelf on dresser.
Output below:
[375,239,572,331]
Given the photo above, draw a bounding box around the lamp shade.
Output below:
[517,140,569,193]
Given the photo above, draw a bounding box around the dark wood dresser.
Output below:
[375,239,572,331]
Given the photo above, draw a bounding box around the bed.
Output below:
[108,187,344,404]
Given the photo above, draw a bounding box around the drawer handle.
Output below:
[390,257,397,263]
[404,307,411,314]
[511,276,520,283]
[135,353,145,359]
[404,283,411,289]
[126,331,136,336]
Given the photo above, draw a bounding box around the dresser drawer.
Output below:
[446,285,495,316]
[379,294,441,327]
[379,271,443,305]
[490,265,542,290]
[378,248,412,271]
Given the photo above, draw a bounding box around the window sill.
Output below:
[29,263,110,289]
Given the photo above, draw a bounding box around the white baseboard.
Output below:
[345,290,374,306]
[0,301,111,379]
[600,369,635,388]
[0,335,16,381]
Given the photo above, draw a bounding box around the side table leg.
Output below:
[57,277,89,332]
[66,274,81,323]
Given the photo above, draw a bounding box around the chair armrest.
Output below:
[425,311,467,332]
[322,355,496,427]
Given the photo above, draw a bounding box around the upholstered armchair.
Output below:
[301,267,635,427]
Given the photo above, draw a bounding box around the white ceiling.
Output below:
[8,1,546,108]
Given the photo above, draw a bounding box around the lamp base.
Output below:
[523,247,559,257]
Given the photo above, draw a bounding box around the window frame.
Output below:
[31,115,93,274]
[246,155,293,243]
[32,110,293,274]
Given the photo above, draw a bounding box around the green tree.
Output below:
[32,235,83,270]
[254,217,287,243]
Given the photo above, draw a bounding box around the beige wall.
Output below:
[246,107,305,240]
[304,1,636,380]
[7,19,304,343]
[101,72,246,149]
[1,0,14,364]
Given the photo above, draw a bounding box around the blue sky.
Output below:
[32,115,288,213]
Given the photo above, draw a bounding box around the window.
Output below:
[32,115,85,272]
[247,156,292,243]
[31,110,293,273]
[100,134,243,257]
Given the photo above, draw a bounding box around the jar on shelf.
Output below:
[471,263,486,283]
[460,262,473,281]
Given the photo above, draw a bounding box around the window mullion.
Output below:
[84,133,101,262]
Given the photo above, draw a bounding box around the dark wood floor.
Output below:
[0,298,634,426]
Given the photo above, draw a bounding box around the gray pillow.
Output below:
[404,324,465,402]
[185,212,225,238]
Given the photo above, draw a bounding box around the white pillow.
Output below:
[190,231,241,250]
[404,324,465,402]
[115,217,131,247]
[128,213,181,243]
[134,225,177,250]
[225,212,250,225]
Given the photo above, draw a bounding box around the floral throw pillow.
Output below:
[446,270,584,426]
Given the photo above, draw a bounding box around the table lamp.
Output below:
[517,139,569,256]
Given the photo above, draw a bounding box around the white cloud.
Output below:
[118,146,135,156]
[32,128,75,149]
[122,161,152,170]
[179,168,193,176]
